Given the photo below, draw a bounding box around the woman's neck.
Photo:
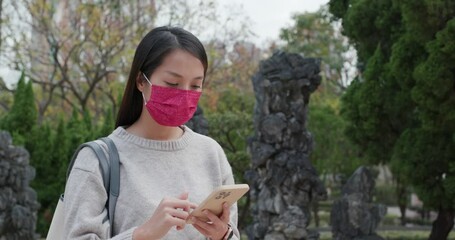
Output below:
[125,111,184,141]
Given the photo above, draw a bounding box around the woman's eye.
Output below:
[165,82,178,87]
[192,85,202,89]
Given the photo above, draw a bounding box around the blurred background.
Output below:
[0,0,454,239]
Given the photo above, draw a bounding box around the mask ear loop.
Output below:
[141,73,152,105]
[142,72,152,85]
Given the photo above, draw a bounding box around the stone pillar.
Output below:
[0,131,40,240]
[246,51,327,240]
[330,166,386,240]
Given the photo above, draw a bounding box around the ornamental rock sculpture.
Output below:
[330,166,386,240]
[0,131,40,240]
[246,51,327,240]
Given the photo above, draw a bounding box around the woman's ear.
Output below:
[136,72,145,92]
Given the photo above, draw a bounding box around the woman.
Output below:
[63,26,238,240]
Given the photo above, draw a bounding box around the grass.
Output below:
[242,230,455,240]
[319,230,455,240]
[306,204,455,240]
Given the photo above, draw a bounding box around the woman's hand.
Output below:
[191,202,231,240]
[133,192,197,240]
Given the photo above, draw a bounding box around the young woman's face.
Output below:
[140,49,205,96]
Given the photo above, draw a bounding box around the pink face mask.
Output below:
[142,73,202,127]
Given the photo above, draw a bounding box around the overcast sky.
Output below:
[217,0,329,45]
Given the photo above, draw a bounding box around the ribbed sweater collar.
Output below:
[111,126,193,151]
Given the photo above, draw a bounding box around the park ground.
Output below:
[310,205,455,240]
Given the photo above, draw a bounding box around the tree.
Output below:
[330,0,455,237]
[96,106,115,138]
[0,0,256,236]
[308,101,362,185]
[2,0,252,124]
[203,40,261,108]
[0,0,3,52]
[4,0,156,122]
[279,7,364,227]
[277,6,359,167]
[330,0,415,226]
[29,110,95,234]
[201,86,255,230]
[403,17,455,238]
[280,6,354,92]
[0,79,12,114]
[0,72,37,142]
[27,122,59,233]
[0,1,19,111]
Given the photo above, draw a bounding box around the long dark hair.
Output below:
[115,26,208,128]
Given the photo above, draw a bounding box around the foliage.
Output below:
[201,85,255,230]
[204,40,260,98]
[0,77,12,116]
[0,0,259,236]
[0,76,105,234]
[204,87,254,182]
[280,5,354,91]
[279,7,362,194]
[27,122,60,232]
[2,0,252,124]
[28,110,114,234]
[308,96,363,187]
[329,0,455,237]
[375,184,403,206]
[0,72,37,145]
[0,0,5,54]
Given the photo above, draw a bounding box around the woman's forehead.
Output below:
[155,49,204,78]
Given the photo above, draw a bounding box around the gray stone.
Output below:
[186,105,209,136]
[250,142,276,168]
[342,166,375,202]
[260,113,286,143]
[330,166,386,240]
[307,230,321,240]
[247,51,327,239]
[0,131,39,240]
[353,235,385,240]
[264,232,286,240]
[283,225,307,239]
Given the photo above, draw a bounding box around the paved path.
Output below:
[313,225,433,232]
[387,206,421,218]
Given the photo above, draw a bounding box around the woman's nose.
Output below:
[179,84,192,91]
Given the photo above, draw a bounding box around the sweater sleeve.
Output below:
[217,145,241,240]
[63,147,136,240]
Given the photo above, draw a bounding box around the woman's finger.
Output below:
[219,202,230,223]
[191,216,214,231]
[178,192,189,200]
[192,214,228,240]
[160,197,198,211]
[168,208,190,220]
[162,213,186,228]
[203,209,224,225]
[192,222,211,236]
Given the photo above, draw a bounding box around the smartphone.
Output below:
[187,184,250,223]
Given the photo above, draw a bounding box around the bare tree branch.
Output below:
[4,0,251,123]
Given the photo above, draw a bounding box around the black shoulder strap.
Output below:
[66,138,120,237]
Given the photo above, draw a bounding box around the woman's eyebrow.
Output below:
[165,70,204,80]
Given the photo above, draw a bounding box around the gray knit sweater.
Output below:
[63,126,239,239]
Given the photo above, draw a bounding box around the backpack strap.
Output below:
[67,141,111,190]
[66,138,120,237]
[100,137,120,228]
